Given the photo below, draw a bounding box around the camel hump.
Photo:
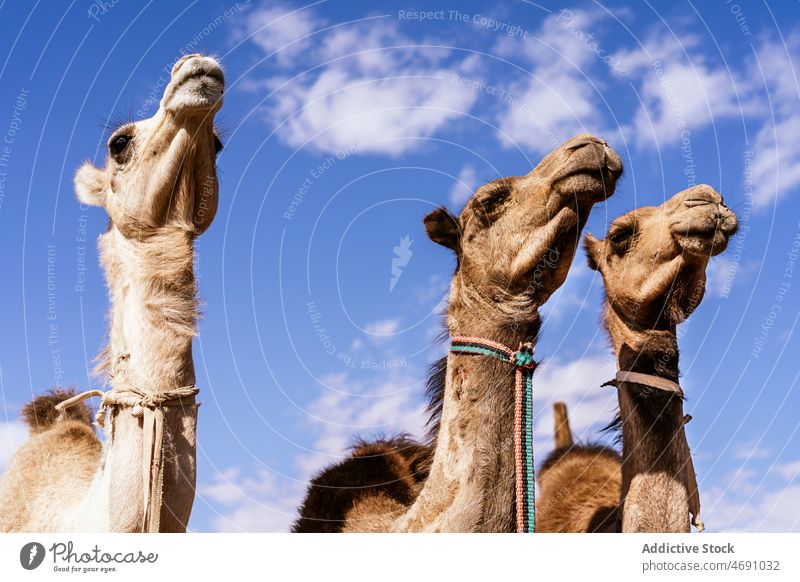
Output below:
[553,402,574,449]
[22,388,93,433]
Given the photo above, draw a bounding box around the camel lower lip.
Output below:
[680,229,717,238]
[175,71,224,92]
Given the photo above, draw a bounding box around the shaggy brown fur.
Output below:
[537,445,621,533]
[300,135,623,532]
[536,403,621,533]
[22,389,93,433]
[292,437,429,532]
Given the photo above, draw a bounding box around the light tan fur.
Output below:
[0,54,224,532]
[341,135,623,532]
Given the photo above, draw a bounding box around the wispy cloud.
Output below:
[364,317,401,339]
[297,370,427,476]
[742,33,800,209]
[198,466,306,533]
[448,164,479,206]
[233,3,321,66]
[705,257,757,299]
[704,457,800,532]
[614,31,756,148]
[241,12,479,156]
[492,9,614,153]
[200,368,427,531]
[532,354,618,463]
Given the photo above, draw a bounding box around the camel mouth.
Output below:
[673,221,736,257]
[671,204,738,255]
[555,166,621,201]
[553,141,623,201]
[164,58,225,113]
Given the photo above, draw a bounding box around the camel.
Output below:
[0,54,224,532]
[293,134,624,532]
[536,403,621,533]
[536,184,738,532]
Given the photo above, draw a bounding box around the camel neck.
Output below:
[100,226,198,392]
[604,305,680,382]
[95,225,199,532]
[604,305,690,532]
[395,305,540,532]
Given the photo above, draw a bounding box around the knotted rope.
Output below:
[450,336,536,533]
[55,384,199,533]
[602,370,704,532]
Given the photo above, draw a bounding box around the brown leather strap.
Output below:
[603,370,684,397]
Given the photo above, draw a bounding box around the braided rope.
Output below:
[451,336,536,533]
[55,384,199,533]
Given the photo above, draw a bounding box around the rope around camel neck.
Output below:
[450,336,536,533]
[55,384,199,533]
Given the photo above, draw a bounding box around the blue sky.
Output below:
[1,0,799,532]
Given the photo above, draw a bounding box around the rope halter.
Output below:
[55,384,199,533]
[450,336,537,533]
[602,370,703,532]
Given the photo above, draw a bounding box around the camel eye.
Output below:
[472,179,512,226]
[609,225,635,252]
[213,135,224,155]
[109,135,131,155]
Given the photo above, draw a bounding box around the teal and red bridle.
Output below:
[450,335,537,533]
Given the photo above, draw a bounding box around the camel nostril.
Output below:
[566,137,606,152]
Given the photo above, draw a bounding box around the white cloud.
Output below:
[705,257,757,299]
[615,29,800,211]
[491,10,615,153]
[234,4,321,66]
[201,368,427,531]
[0,421,27,473]
[198,466,306,533]
[247,18,478,156]
[614,32,755,148]
[776,460,800,482]
[744,33,800,209]
[449,164,479,207]
[750,114,800,209]
[704,466,800,532]
[732,439,772,461]
[363,317,401,339]
[298,370,427,476]
[532,354,619,462]
[496,70,606,153]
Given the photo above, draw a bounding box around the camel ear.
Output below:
[74,162,108,207]
[584,233,601,271]
[424,207,460,251]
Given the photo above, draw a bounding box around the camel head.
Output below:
[585,184,738,328]
[425,134,623,312]
[74,54,224,238]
